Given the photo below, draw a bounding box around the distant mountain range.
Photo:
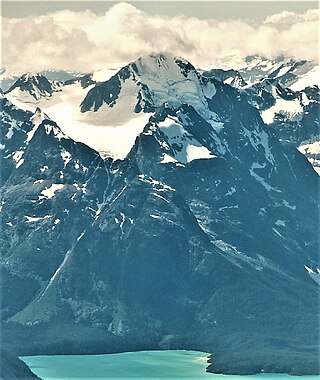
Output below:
[1,53,319,376]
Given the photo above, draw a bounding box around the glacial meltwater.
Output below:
[20,350,320,380]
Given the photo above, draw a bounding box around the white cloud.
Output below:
[1,3,319,74]
[264,8,319,25]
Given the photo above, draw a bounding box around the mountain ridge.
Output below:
[1,53,319,376]
[4,54,319,173]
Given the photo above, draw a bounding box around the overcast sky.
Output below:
[2,1,317,20]
[1,1,319,73]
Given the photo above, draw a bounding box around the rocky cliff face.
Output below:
[1,54,319,375]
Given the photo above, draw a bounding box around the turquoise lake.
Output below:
[21,350,320,380]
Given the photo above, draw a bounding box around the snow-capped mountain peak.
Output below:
[80,53,217,117]
[6,72,62,101]
[76,53,220,159]
[2,54,318,169]
[202,68,247,89]
[129,53,198,82]
[30,107,50,127]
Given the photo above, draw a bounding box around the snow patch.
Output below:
[301,92,311,106]
[16,158,24,168]
[12,150,23,163]
[40,183,64,199]
[298,137,320,175]
[275,220,286,227]
[282,200,296,210]
[12,150,24,168]
[304,265,314,274]
[74,78,152,159]
[161,154,178,164]
[275,66,291,78]
[61,149,72,168]
[226,187,236,196]
[153,193,170,204]
[249,162,281,193]
[119,212,125,235]
[289,66,320,91]
[186,144,216,162]
[261,98,303,124]
[25,215,51,223]
[304,265,320,285]
[272,227,282,237]
[5,126,14,139]
[77,232,85,241]
[92,68,117,82]
[40,165,48,172]
[242,127,274,164]
[219,205,239,212]
[159,118,215,164]
[139,175,175,192]
[44,124,66,140]
[26,124,40,144]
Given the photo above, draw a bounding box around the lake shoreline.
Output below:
[20,350,211,379]
[3,321,319,377]
[19,350,320,379]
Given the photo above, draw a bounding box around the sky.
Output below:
[1,1,319,73]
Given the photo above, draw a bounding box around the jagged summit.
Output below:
[238,55,319,89]
[80,52,207,113]
[202,68,247,88]
[76,53,220,160]
[6,72,62,100]
[80,52,217,119]
[30,107,50,127]
[129,52,197,78]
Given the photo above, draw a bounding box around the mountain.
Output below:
[5,73,63,101]
[202,68,247,88]
[0,350,41,380]
[213,57,320,175]
[38,69,84,83]
[249,82,319,175]
[81,53,218,117]
[0,69,18,93]
[0,68,83,92]
[1,53,319,376]
[237,55,319,90]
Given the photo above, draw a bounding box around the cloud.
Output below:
[264,8,319,25]
[1,3,319,74]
